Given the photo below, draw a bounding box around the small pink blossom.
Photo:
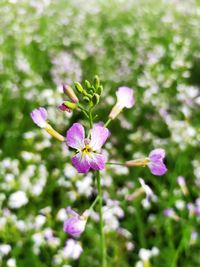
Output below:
[64,207,89,238]
[66,123,110,173]
[109,87,134,119]
[147,149,167,176]
[116,87,134,108]
[30,107,47,128]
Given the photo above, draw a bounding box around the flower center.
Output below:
[81,144,92,155]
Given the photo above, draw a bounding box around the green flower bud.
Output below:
[94,75,100,88]
[92,93,100,105]
[74,82,84,93]
[63,101,78,110]
[83,96,90,103]
[97,85,103,95]
[85,80,91,89]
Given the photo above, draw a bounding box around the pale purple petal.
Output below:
[64,217,86,237]
[30,107,47,128]
[148,161,167,176]
[149,148,165,161]
[66,123,85,150]
[66,207,79,218]
[88,153,106,171]
[89,124,110,151]
[116,86,134,108]
[72,153,90,173]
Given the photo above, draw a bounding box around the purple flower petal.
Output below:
[72,153,90,173]
[64,217,86,237]
[89,153,106,171]
[30,107,47,128]
[116,87,134,108]
[66,207,79,218]
[149,148,165,161]
[66,123,85,150]
[148,161,167,176]
[89,124,110,151]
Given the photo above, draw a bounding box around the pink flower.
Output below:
[63,207,89,237]
[116,87,134,108]
[30,107,47,128]
[147,149,167,176]
[109,87,134,119]
[66,123,110,173]
[30,107,65,142]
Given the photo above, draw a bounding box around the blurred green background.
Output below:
[0,0,200,266]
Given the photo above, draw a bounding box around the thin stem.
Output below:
[106,162,125,166]
[104,118,112,127]
[89,195,99,211]
[89,108,93,128]
[96,170,107,267]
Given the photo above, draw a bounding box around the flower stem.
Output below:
[89,108,93,128]
[89,195,99,211]
[106,162,125,166]
[104,118,112,127]
[96,170,107,267]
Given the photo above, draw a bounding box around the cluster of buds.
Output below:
[58,75,103,113]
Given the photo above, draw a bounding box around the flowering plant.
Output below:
[31,76,167,266]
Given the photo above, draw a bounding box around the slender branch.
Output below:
[89,108,93,128]
[104,118,112,127]
[89,195,99,211]
[96,170,107,267]
[106,162,125,166]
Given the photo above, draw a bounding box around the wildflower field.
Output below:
[0,0,200,266]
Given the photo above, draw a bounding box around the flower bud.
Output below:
[63,101,78,110]
[58,103,71,112]
[85,80,91,89]
[63,84,79,103]
[74,82,84,93]
[94,75,100,88]
[92,93,100,105]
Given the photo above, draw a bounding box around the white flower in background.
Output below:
[8,191,28,209]
[139,248,151,261]
[7,258,16,267]
[0,244,11,256]
[62,239,83,260]
[57,208,68,222]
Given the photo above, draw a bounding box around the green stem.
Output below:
[96,170,107,267]
[89,108,93,128]
[106,162,125,166]
[104,118,112,127]
[89,195,99,211]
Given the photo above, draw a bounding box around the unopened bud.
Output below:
[63,101,78,110]
[74,82,84,93]
[58,103,71,112]
[63,84,79,103]
[83,90,93,98]
[83,96,90,103]
[92,93,100,105]
[97,85,103,95]
[94,75,100,88]
[85,80,91,89]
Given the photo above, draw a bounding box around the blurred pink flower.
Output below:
[147,149,167,176]
[64,207,89,237]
